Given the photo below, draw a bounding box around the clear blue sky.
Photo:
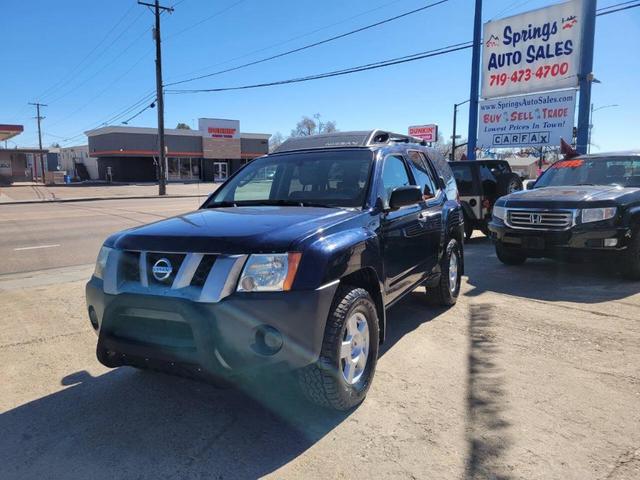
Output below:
[1,0,638,152]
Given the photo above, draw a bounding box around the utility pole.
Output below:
[139,0,174,196]
[576,0,597,154]
[451,99,469,161]
[29,102,47,183]
[466,0,482,160]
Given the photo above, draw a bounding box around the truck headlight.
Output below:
[94,246,113,279]
[581,207,617,224]
[492,205,506,221]
[237,252,302,292]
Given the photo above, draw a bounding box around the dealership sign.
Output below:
[198,118,240,139]
[408,124,438,142]
[477,89,576,148]
[481,0,585,99]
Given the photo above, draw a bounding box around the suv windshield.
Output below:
[535,156,640,189]
[206,150,374,208]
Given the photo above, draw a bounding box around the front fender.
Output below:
[294,227,383,289]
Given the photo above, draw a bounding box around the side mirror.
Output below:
[389,186,422,210]
[438,176,446,190]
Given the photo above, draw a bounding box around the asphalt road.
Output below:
[0,197,206,275]
[1,201,639,479]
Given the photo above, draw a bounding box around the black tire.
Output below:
[297,286,379,410]
[622,227,640,280]
[464,213,474,242]
[495,241,527,265]
[426,238,462,307]
[497,173,523,196]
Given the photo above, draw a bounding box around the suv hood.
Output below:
[501,185,636,208]
[107,206,358,253]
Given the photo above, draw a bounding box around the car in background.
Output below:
[449,160,523,240]
[488,151,640,279]
[86,130,465,410]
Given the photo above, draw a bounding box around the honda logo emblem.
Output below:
[530,213,543,224]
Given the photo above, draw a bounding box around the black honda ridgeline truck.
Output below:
[488,152,640,279]
[86,131,464,410]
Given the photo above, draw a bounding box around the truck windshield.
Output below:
[205,150,374,208]
[535,156,640,188]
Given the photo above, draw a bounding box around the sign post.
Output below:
[467,0,483,160]
[575,0,596,154]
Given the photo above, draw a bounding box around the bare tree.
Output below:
[269,132,284,152]
[290,114,338,137]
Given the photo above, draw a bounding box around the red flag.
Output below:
[560,138,579,159]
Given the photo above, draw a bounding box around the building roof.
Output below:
[504,156,540,167]
[0,124,24,141]
[85,125,271,140]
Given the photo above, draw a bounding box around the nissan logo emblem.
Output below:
[152,258,173,282]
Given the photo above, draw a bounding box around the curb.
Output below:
[0,194,209,206]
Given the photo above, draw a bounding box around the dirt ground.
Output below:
[1,237,639,480]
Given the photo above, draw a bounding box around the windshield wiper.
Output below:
[205,201,237,208]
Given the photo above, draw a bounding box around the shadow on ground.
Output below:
[464,303,512,480]
[463,238,638,304]
[0,291,446,480]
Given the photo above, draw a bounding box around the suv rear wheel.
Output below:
[426,238,461,306]
[298,286,379,410]
[495,241,527,265]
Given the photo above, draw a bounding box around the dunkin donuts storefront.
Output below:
[86,118,270,182]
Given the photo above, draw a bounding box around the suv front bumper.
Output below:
[86,277,338,379]
[488,219,631,257]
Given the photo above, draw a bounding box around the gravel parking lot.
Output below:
[1,208,638,479]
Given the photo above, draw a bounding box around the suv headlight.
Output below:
[237,253,302,292]
[492,205,506,221]
[94,246,113,279]
[581,207,617,224]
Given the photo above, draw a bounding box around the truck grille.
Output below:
[506,209,575,230]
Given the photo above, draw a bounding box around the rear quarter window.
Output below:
[450,164,475,196]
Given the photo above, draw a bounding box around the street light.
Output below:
[451,99,469,161]
[588,103,619,154]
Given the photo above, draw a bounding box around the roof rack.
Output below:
[272,129,427,153]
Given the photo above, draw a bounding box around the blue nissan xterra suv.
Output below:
[86,130,465,410]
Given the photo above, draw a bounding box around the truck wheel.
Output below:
[622,228,640,280]
[497,173,523,196]
[426,238,461,307]
[298,286,379,410]
[495,241,527,265]
[464,213,473,242]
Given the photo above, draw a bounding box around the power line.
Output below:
[167,41,473,94]
[164,0,406,83]
[164,0,247,40]
[46,26,150,105]
[36,3,138,102]
[41,9,146,103]
[596,1,640,15]
[164,0,451,87]
[122,100,157,124]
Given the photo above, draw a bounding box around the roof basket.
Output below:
[273,129,427,153]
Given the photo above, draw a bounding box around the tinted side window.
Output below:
[450,164,474,196]
[479,165,498,196]
[408,151,438,198]
[382,155,412,206]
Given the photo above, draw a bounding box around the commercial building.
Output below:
[58,145,99,180]
[86,118,270,182]
[0,124,49,183]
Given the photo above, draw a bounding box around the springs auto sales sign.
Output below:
[481,0,585,99]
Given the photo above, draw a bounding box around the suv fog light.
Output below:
[604,238,618,247]
[255,326,283,355]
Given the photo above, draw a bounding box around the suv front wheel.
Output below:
[298,286,379,410]
[426,238,461,306]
